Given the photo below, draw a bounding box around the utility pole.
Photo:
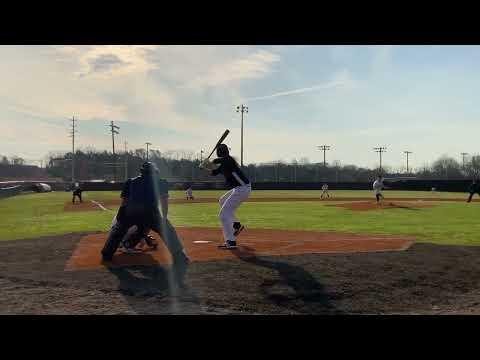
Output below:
[108,121,120,181]
[145,142,152,161]
[236,104,248,167]
[124,141,128,181]
[404,151,412,173]
[461,152,469,174]
[200,149,204,163]
[374,147,387,173]
[317,145,331,168]
[69,116,77,185]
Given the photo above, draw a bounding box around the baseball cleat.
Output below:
[233,222,244,237]
[218,240,237,250]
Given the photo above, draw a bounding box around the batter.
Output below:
[201,144,251,249]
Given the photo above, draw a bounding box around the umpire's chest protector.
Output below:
[125,177,157,214]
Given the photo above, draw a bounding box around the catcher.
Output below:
[101,162,190,280]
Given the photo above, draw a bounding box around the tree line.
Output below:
[34,150,480,183]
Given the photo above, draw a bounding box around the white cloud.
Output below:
[185,49,281,89]
[80,45,160,78]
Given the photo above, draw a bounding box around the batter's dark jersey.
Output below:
[211,156,250,188]
[73,188,82,196]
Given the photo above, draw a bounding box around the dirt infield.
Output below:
[66,227,414,271]
[328,201,435,212]
[2,233,480,314]
[64,196,474,212]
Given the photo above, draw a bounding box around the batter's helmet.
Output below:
[216,144,229,157]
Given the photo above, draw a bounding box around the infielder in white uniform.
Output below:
[321,183,330,199]
[200,144,251,249]
[372,175,385,203]
[185,186,194,200]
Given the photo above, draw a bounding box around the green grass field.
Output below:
[1,190,479,246]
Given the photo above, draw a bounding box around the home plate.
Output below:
[193,240,212,244]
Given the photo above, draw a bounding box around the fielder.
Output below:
[72,183,83,204]
[467,179,480,203]
[321,183,330,199]
[185,185,194,200]
[372,175,385,203]
[200,144,251,249]
[101,162,190,281]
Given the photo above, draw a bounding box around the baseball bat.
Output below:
[205,129,230,161]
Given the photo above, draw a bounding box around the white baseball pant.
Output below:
[218,184,251,243]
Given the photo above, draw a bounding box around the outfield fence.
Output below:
[0,185,22,199]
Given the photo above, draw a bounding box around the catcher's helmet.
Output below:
[216,144,229,157]
[140,161,158,175]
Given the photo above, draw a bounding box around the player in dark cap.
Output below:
[72,183,83,203]
[200,144,251,249]
[467,178,480,203]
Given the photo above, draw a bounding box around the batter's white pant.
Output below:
[219,184,251,243]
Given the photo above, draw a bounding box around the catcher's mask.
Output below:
[140,161,159,176]
[216,144,229,157]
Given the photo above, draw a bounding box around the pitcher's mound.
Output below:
[328,201,434,212]
[65,227,414,271]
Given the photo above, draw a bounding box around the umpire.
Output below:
[101,162,190,280]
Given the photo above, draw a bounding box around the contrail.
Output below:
[245,79,348,102]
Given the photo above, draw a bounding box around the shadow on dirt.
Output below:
[106,255,201,314]
[231,245,342,314]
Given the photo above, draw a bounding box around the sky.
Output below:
[1,45,480,170]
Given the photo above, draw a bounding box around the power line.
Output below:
[124,141,128,181]
[373,147,387,173]
[108,121,120,181]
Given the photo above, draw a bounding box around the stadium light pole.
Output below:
[374,147,387,173]
[69,116,77,185]
[317,145,331,168]
[145,142,152,161]
[461,152,469,174]
[236,104,248,167]
[404,151,412,173]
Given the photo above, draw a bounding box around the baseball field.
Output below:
[1,189,480,314]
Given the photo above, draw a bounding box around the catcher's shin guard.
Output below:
[101,223,127,260]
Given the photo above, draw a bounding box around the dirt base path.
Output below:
[328,201,435,211]
[64,196,475,212]
[66,227,414,271]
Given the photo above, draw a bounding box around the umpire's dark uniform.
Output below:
[101,162,188,270]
